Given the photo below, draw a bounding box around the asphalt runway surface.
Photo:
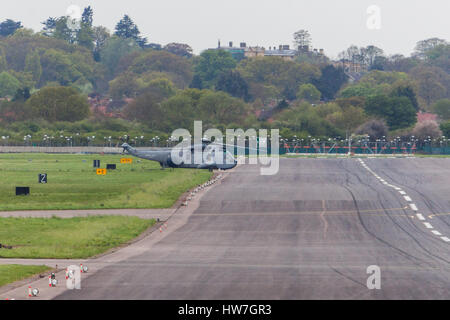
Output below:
[55,158,450,299]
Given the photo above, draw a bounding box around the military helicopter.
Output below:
[121,138,237,171]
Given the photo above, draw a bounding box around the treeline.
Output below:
[0,9,449,145]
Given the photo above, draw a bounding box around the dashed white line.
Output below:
[358,160,449,244]
[423,222,434,229]
[416,214,426,221]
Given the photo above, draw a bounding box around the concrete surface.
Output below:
[1,158,449,299]
[0,208,174,220]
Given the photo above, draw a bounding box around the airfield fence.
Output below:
[279,142,450,155]
[0,142,449,155]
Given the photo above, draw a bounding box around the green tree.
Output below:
[81,6,94,26]
[274,102,339,137]
[238,57,320,100]
[160,91,197,130]
[410,66,448,107]
[93,26,110,62]
[355,119,388,140]
[163,43,193,58]
[390,81,419,111]
[26,86,90,121]
[312,65,348,100]
[363,45,384,69]
[0,19,22,37]
[414,38,448,59]
[8,70,34,89]
[115,15,147,48]
[53,17,76,44]
[360,70,408,86]
[13,87,31,101]
[293,29,311,49]
[0,47,7,72]
[99,36,141,77]
[41,17,57,37]
[24,50,42,83]
[432,99,450,120]
[194,49,236,89]
[364,95,417,130]
[297,83,321,103]
[326,105,367,133]
[39,49,82,86]
[425,44,450,73]
[440,121,450,137]
[129,50,193,88]
[339,71,409,99]
[124,91,166,129]
[76,24,94,50]
[216,70,250,101]
[0,72,21,97]
[109,71,139,100]
[141,78,176,99]
[340,84,381,98]
[197,90,248,127]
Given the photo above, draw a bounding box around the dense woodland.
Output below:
[0,7,449,146]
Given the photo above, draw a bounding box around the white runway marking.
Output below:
[423,222,433,229]
[358,159,450,242]
[416,214,425,221]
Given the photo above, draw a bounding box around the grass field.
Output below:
[0,264,51,287]
[0,153,212,211]
[0,216,155,259]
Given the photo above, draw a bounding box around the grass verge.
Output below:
[0,216,155,259]
[0,153,212,211]
[0,264,51,287]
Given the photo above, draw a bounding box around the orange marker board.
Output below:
[120,158,133,164]
[96,169,107,175]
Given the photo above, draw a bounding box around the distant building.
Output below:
[212,40,325,62]
[264,45,296,61]
[244,46,265,58]
[216,41,246,60]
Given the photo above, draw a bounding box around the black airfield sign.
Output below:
[38,173,48,184]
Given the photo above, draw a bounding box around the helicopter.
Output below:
[121,139,238,171]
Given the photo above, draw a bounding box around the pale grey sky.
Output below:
[1,0,449,58]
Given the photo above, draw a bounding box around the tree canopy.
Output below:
[26,86,90,121]
[0,19,22,37]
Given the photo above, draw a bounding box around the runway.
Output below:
[55,157,450,299]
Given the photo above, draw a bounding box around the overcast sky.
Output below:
[2,0,449,58]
